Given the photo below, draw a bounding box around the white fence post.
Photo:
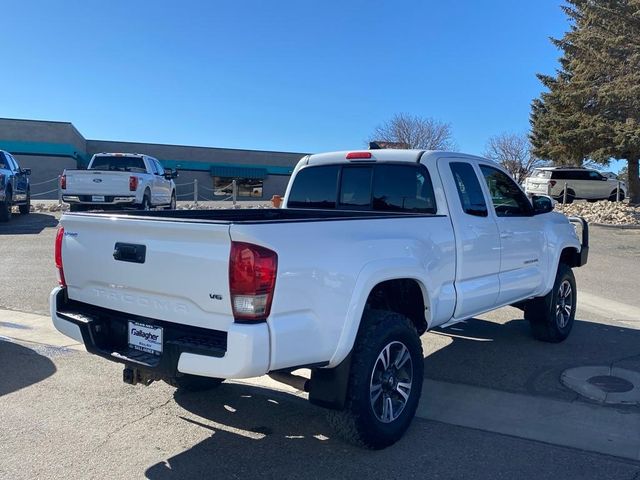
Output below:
[563,182,568,204]
[232,180,237,208]
[58,175,62,207]
[617,181,622,201]
[194,179,198,206]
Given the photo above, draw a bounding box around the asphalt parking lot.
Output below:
[1,212,640,479]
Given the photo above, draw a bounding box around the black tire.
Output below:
[525,263,576,343]
[0,190,12,222]
[327,309,423,449]
[139,191,151,211]
[609,190,625,202]
[18,191,30,215]
[558,189,575,204]
[165,374,223,392]
[167,192,176,210]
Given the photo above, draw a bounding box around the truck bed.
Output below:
[71,208,442,224]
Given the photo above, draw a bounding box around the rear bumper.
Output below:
[49,287,270,379]
[62,195,136,205]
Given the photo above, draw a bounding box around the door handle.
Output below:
[113,243,146,264]
[500,231,513,239]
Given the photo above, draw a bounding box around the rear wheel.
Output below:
[0,190,12,222]
[139,191,151,211]
[327,310,423,449]
[525,263,576,343]
[609,190,625,202]
[167,192,176,210]
[165,374,224,392]
[557,189,575,204]
[18,191,30,215]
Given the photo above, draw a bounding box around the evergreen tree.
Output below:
[531,0,640,203]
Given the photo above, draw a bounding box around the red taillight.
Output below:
[549,180,557,187]
[346,151,372,160]
[129,176,138,191]
[60,174,67,190]
[55,227,66,287]
[229,242,277,322]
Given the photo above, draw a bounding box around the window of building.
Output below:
[213,177,263,198]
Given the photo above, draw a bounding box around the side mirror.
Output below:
[532,194,554,215]
[164,168,178,180]
[23,168,32,176]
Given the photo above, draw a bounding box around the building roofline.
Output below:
[87,138,309,157]
[0,117,86,140]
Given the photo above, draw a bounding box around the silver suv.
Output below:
[524,167,626,203]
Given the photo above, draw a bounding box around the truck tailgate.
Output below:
[60,214,234,331]
[66,171,134,195]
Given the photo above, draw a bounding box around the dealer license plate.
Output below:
[92,195,105,202]
[128,322,163,355]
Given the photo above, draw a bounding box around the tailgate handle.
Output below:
[113,243,146,264]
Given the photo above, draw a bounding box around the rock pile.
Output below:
[555,201,640,226]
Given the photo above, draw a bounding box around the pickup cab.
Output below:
[61,153,177,211]
[50,149,588,449]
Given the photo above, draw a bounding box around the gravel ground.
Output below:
[555,200,640,226]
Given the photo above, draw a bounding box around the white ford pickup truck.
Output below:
[50,149,588,449]
[61,153,178,211]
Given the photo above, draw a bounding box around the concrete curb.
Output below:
[590,223,640,230]
[418,379,640,461]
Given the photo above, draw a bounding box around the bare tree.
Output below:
[369,113,455,150]
[484,133,547,183]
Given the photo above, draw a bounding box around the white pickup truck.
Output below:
[50,149,588,449]
[61,153,178,211]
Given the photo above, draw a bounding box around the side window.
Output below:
[480,165,533,217]
[8,154,18,171]
[588,170,602,181]
[287,165,340,209]
[339,167,373,209]
[147,159,158,175]
[450,162,488,217]
[155,160,165,176]
[372,165,436,213]
[0,152,8,170]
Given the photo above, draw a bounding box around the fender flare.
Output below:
[327,258,433,368]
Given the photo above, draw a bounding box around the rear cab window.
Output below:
[89,156,147,173]
[287,163,436,214]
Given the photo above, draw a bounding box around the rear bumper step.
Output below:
[50,287,271,379]
[53,288,227,376]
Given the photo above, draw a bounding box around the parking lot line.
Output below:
[416,378,640,461]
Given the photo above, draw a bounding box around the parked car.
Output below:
[61,153,177,211]
[0,150,31,222]
[50,149,588,449]
[524,167,626,203]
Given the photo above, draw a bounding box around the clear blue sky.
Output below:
[0,0,624,171]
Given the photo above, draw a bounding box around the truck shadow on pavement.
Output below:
[142,313,640,479]
[0,339,56,396]
[425,312,640,403]
[0,213,58,235]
